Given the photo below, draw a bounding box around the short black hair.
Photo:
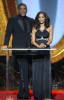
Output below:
[18,3,27,9]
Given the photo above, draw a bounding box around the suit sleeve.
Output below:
[31,19,34,31]
[4,18,14,45]
[29,18,34,32]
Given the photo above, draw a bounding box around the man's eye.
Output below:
[19,8,26,10]
[19,9,22,10]
[24,8,26,10]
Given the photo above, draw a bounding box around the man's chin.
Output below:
[21,14,26,16]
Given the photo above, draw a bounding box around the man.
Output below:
[1,3,34,99]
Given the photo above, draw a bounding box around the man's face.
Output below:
[18,5,27,16]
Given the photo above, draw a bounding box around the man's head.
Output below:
[18,3,27,16]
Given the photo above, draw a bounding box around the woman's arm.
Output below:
[32,28,40,48]
[46,25,53,46]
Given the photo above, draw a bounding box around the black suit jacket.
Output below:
[4,14,34,48]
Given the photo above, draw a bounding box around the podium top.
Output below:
[1,48,56,51]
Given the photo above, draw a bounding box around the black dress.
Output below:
[32,28,51,99]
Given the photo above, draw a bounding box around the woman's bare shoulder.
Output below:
[49,25,53,29]
[48,25,53,32]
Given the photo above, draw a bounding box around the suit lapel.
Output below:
[17,15,31,34]
[17,19,24,32]
[25,20,30,34]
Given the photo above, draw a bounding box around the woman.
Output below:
[32,11,53,99]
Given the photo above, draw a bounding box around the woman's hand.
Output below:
[39,43,46,48]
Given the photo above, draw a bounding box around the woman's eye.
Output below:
[41,16,45,18]
[39,16,44,18]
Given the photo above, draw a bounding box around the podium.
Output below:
[1,48,56,99]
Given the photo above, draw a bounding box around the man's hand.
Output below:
[1,45,7,50]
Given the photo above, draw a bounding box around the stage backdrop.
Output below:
[0,0,64,63]
[0,0,64,88]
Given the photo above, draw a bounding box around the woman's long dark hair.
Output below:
[33,11,50,29]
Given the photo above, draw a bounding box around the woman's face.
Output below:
[38,13,45,24]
